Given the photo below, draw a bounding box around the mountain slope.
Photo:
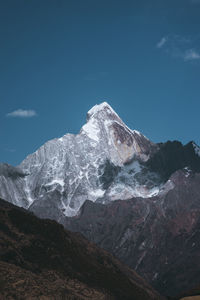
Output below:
[0,198,164,300]
[64,170,200,298]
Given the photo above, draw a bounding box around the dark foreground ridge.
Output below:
[0,198,164,300]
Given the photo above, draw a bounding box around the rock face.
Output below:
[64,170,200,298]
[0,102,161,217]
[0,198,164,300]
[0,164,29,208]
[146,140,200,181]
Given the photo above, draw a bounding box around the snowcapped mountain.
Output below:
[0,102,159,217]
[0,102,200,219]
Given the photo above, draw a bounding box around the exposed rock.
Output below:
[146,141,200,181]
[0,164,29,208]
[64,171,200,298]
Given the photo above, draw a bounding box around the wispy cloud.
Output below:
[156,37,168,48]
[6,109,37,118]
[156,34,200,63]
[183,49,200,61]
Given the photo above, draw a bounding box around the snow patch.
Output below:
[90,188,105,199]
[24,177,34,206]
[108,182,160,200]
[81,117,100,142]
[133,130,142,136]
[146,186,160,197]
[193,142,200,157]
[183,167,192,177]
[124,160,142,173]
[46,179,65,187]
[63,204,79,217]
[87,102,117,118]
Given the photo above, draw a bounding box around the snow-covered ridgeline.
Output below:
[1,102,165,217]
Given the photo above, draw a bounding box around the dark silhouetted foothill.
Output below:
[0,198,164,300]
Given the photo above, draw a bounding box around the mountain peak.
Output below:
[87,101,115,116]
[81,102,123,143]
[80,102,156,167]
[86,102,120,123]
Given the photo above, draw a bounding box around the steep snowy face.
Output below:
[80,102,156,165]
[1,102,159,217]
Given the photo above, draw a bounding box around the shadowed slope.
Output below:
[0,198,164,300]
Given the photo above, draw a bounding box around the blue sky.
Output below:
[1,0,200,165]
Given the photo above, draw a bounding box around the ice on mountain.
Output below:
[87,102,117,118]
[81,117,100,142]
[89,189,105,199]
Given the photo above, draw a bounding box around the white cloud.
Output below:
[6,109,37,118]
[183,49,200,61]
[157,34,200,63]
[156,37,167,48]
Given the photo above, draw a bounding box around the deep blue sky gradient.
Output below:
[1,0,200,165]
